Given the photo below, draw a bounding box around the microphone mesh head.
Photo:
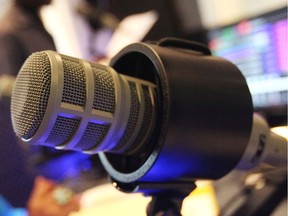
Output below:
[11,51,156,155]
[12,52,116,147]
[11,52,52,139]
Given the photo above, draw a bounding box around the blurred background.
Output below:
[0,0,287,215]
[2,0,286,126]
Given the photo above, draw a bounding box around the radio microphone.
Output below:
[11,39,286,195]
[11,50,157,155]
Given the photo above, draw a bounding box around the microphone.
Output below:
[11,50,157,155]
[11,39,287,194]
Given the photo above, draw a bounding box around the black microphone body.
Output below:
[101,39,253,187]
[12,38,286,195]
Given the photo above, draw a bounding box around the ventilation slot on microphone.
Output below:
[62,58,86,107]
[45,116,80,146]
[11,52,52,140]
[127,85,154,154]
[113,82,140,152]
[74,122,110,151]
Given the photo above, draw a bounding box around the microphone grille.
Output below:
[12,51,117,147]
[60,56,116,112]
[92,67,115,113]
[61,58,86,107]
[11,52,52,139]
[11,51,156,155]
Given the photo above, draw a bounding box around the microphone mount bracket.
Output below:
[110,177,197,216]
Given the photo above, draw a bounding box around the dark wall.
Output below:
[108,0,207,43]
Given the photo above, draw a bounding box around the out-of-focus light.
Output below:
[182,181,219,216]
[271,126,288,140]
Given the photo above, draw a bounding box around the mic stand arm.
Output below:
[111,179,196,216]
[142,181,197,216]
[147,192,188,216]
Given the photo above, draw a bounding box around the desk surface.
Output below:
[71,181,218,216]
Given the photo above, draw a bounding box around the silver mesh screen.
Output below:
[62,57,86,107]
[45,116,80,146]
[92,66,115,113]
[11,52,51,139]
[11,50,156,155]
[74,122,110,151]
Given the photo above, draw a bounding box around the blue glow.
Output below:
[140,147,205,183]
[36,153,91,181]
[0,196,28,216]
[59,112,79,119]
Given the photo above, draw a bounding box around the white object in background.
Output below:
[197,0,286,28]
[272,126,288,140]
[106,10,158,59]
[40,0,89,59]
[0,0,11,19]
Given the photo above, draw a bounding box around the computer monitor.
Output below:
[207,7,287,126]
